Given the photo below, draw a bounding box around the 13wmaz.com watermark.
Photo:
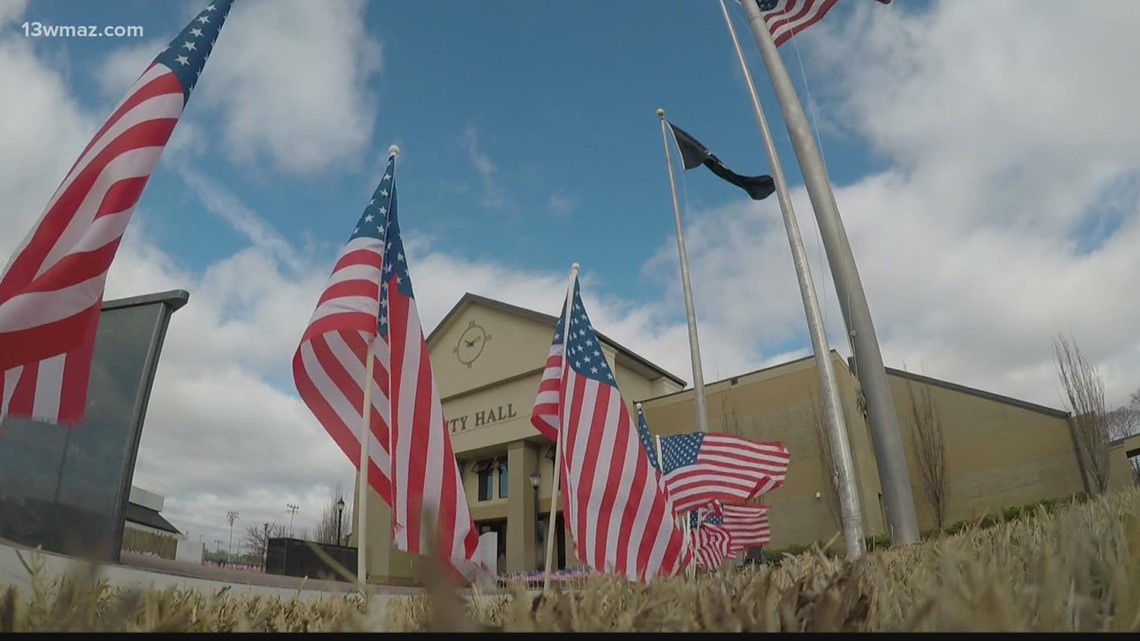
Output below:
[21,22,144,38]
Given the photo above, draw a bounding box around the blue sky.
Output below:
[23,0,901,308]
[4,0,1138,553]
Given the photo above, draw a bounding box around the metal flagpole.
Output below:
[736,0,919,545]
[356,337,376,588]
[654,431,692,577]
[543,262,579,593]
[717,0,865,558]
[657,110,710,436]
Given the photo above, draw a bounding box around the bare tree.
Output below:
[1105,405,1140,442]
[313,484,349,545]
[1053,330,1111,494]
[241,521,289,562]
[719,387,745,437]
[808,388,842,532]
[903,369,950,530]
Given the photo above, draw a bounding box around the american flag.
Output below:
[292,155,397,509]
[688,510,732,571]
[0,0,233,424]
[292,152,478,569]
[657,430,790,513]
[718,501,771,556]
[756,0,891,47]
[377,159,478,565]
[529,275,690,583]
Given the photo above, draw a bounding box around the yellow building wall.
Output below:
[640,352,887,551]
[429,304,556,401]
[640,352,1088,549]
[353,296,1089,579]
[887,372,1086,529]
[352,299,672,582]
[1107,434,1140,490]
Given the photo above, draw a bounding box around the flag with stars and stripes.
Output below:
[293,152,479,572]
[687,509,733,571]
[293,154,398,513]
[0,0,234,425]
[716,500,771,556]
[377,158,479,567]
[529,275,690,583]
[657,430,790,513]
[753,0,891,47]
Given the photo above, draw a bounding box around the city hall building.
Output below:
[350,293,1136,585]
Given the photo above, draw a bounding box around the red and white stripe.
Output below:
[530,345,562,442]
[386,279,479,564]
[721,503,771,556]
[531,338,690,583]
[758,0,840,47]
[292,234,394,504]
[758,0,892,47]
[690,521,732,570]
[665,434,790,514]
[0,61,187,424]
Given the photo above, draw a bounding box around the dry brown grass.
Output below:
[3,487,1138,632]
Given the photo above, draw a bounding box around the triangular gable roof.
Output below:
[427,292,687,387]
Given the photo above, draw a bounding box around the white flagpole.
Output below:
[543,262,579,593]
[357,144,400,588]
[658,432,696,579]
[356,337,375,588]
[736,0,919,545]
[657,109,710,435]
[717,0,866,558]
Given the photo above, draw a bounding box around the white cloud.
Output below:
[549,193,575,216]
[0,0,28,29]
[188,0,383,174]
[462,126,507,209]
[759,0,1140,407]
[94,38,165,99]
[0,36,95,264]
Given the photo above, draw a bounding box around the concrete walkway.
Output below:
[0,542,515,606]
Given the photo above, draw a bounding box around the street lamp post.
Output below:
[529,471,541,571]
[286,503,299,537]
[336,497,345,546]
[226,510,239,560]
[263,522,270,572]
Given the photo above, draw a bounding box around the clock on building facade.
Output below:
[454,320,492,368]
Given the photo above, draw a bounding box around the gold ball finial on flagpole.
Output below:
[389,145,400,157]
[656,108,665,118]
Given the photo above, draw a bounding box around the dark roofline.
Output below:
[882,366,1069,419]
[427,292,687,387]
[635,349,843,405]
[103,289,190,313]
[125,502,182,536]
[635,351,1069,420]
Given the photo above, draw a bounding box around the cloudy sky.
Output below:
[2,0,1138,551]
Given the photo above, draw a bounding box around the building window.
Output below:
[497,459,508,499]
[473,460,494,501]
